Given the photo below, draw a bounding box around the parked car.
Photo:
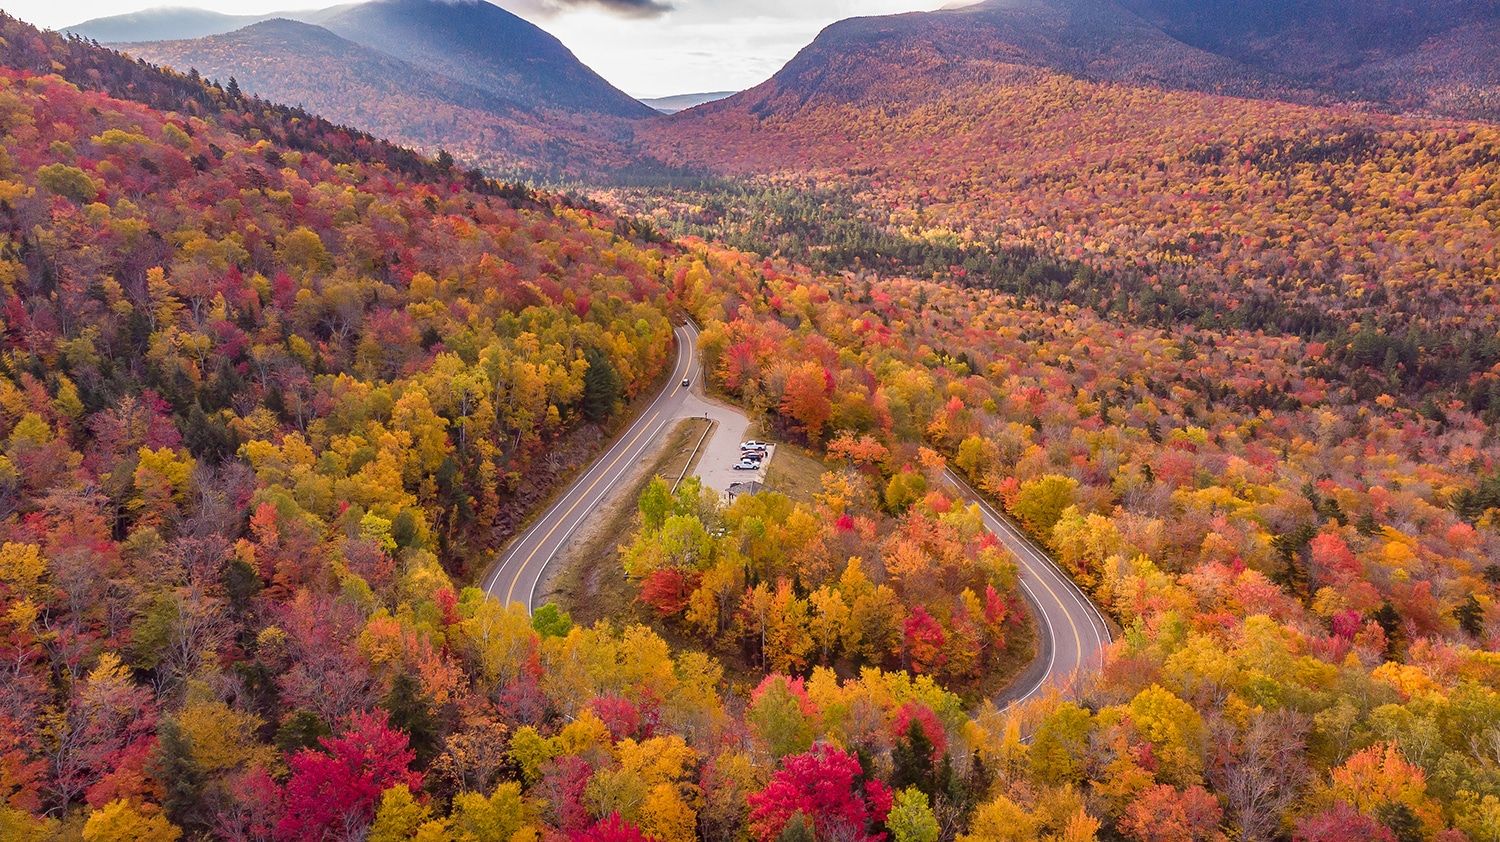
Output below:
[733,459,758,470]
[742,440,768,449]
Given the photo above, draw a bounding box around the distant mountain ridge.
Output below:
[753,0,1301,107]
[98,0,650,119]
[118,18,547,162]
[641,91,739,114]
[67,6,276,41]
[71,0,1500,179]
[310,0,652,119]
[692,0,1500,121]
[103,0,653,172]
[1115,0,1500,118]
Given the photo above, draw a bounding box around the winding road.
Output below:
[483,322,1111,706]
[943,468,1112,706]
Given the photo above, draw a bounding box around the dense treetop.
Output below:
[0,11,1494,842]
[647,60,1500,337]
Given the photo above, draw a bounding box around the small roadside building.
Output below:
[725,480,766,502]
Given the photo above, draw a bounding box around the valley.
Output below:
[0,2,1496,840]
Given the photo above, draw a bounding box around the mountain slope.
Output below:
[690,0,1498,121]
[119,19,552,168]
[643,0,1500,336]
[118,2,652,172]
[733,0,1319,112]
[1115,0,1500,119]
[92,0,655,171]
[66,6,270,41]
[313,0,652,119]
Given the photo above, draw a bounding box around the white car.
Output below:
[733,459,758,470]
[681,378,690,387]
[742,440,768,449]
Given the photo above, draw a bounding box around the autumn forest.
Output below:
[1,2,1499,842]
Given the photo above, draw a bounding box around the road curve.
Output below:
[944,469,1113,708]
[483,321,1111,708]
[482,322,701,611]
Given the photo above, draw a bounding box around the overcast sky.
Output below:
[8,0,956,96]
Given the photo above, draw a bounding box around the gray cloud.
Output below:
[543,0,674,17]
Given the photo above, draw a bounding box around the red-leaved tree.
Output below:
[275,710,422,841]
[571,812,656,842]
[1293,802,1398,842]
[1119,784,1226,842]
[903,607,947,675]
[638,568,699,617]
[747,743,892,842]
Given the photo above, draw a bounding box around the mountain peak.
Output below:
[315,0,653,118]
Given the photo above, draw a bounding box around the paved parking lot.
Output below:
[721,445,773,497]
[696,433,773,495]
[677,388,773,495]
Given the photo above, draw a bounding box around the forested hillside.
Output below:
[119,18,638,174]
[1113,0,1500,119]
[643,55,1500,393]
[0,16,1025,842]
[0,8,1496,842]
[683,0,1500,120]
[674,242,1500,842]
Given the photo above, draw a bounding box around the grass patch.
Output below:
[546,417,712,628]
[763,443,828,501]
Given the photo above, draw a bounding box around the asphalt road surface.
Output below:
[944,468,1113,707]
[483,321,1111,706]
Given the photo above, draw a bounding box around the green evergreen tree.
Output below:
[582,347,623,422]
[383,671,439,766]
[1374,601,1404,659]
[223,557,261,614]
[1375,803,1423,842]
[275,709,330,753]
[1454,593,1484,637]
[153,718,204,831]
[891,718,936,796]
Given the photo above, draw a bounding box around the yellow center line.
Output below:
[954,470,1086,677]
[1028,549,1084,673]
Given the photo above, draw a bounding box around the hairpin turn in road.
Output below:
[482,321,1111,706]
